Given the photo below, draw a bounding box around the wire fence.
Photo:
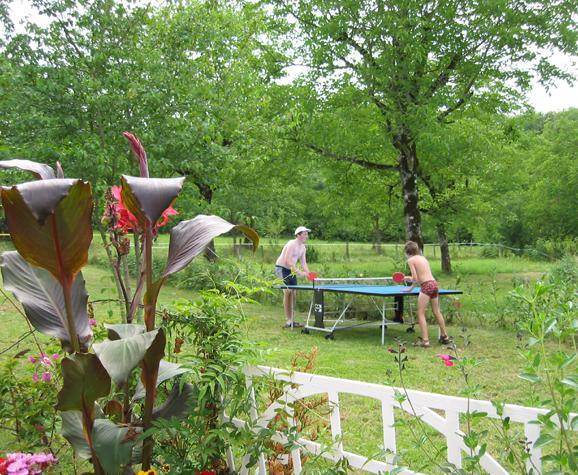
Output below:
[1,234,574,263]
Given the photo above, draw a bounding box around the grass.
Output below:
[0,238,572,472]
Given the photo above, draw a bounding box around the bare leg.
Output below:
[430,297,448,338]
[283,289,294,323]
[416,292,430,343]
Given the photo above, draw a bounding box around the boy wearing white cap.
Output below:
[275,226,311,328]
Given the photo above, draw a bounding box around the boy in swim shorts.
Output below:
[402,241,451,347]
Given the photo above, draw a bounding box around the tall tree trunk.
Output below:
[393,128,424,249]
[436,223,452,273]
[372,215,382,254]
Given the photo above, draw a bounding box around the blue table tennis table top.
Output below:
[282,284,462,297]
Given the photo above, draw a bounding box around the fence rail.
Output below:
[229,365,576,474]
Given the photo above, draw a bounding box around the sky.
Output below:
[6,0,578,113]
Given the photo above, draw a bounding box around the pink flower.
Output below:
[31,373,39,382]
[51,353,60,360]
[2,452,57,475]
[436,354,457,367]
[88,318,97,327]
[41,372,52,382]
[27,356,36,364]
[39,355,51,367]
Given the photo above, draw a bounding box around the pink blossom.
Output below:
[39,355,51,367]
[27,356,36,364]
[51,353,60,360]
[31,373,39,382]
[88,318,97,327]
[3,452,57,475]
[41,372,52,382]
[436,354,457,367]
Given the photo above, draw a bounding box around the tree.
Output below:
[269,0,578,249]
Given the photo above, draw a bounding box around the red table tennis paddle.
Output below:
[392,272,406,284]
[307,271,318,282]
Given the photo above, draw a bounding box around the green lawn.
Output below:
[0,241,571,472]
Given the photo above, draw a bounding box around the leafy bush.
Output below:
[151,284,270,473]
[534,238,577,260]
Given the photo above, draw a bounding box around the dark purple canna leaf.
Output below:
[152,383,196,420]
[0,159,56,180]
[141,216,259,317]
[120,176,184,227]
[57,353,111,412]
[0,252,92,351]
[162,215,259,277]
[3,178,76,224]
[1,179,93,282]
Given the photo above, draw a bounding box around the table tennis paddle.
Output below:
[307,271,318,282]
[392,272,406,284]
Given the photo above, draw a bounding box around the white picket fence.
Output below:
[228,365,576,474]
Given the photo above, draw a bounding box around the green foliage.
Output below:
[151,285,267,472]
[510,274,578,473]
[0,352,60,452]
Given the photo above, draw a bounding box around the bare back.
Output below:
[407,255,435,284]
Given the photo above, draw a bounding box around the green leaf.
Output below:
[120,175,184,227]
[1,252,92,351]
[92,419,140,474]
[134,359,190,400]
[470,411,488,419]
[571,415,578,431]
[163,215,259,277]
[57,353,111,411]
[560,375,578,391]
[0,159,56,179]
[61,410,92,459]
[559,353,577,369]
[104,323,147,341]
[1,179,93,282]
[152,383,197,420]
[519,372,541,383]
[533,433,555,449]
[93,330,160,386]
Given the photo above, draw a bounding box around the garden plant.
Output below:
[0,133,258,474]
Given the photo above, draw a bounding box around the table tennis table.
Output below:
[280,278,462,345]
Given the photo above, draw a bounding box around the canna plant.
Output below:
[0,133,258,474]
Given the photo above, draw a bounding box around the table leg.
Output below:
[394,296,404,323]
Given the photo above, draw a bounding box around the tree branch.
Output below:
[303,143,399,172]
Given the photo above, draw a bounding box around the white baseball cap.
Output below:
[294,226,311,235]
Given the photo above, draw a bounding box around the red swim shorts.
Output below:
[420,280,439,298]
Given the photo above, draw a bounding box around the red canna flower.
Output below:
[110,185,177,234]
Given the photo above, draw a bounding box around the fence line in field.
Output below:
[0,234,560,259]
[146,241,551,259]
